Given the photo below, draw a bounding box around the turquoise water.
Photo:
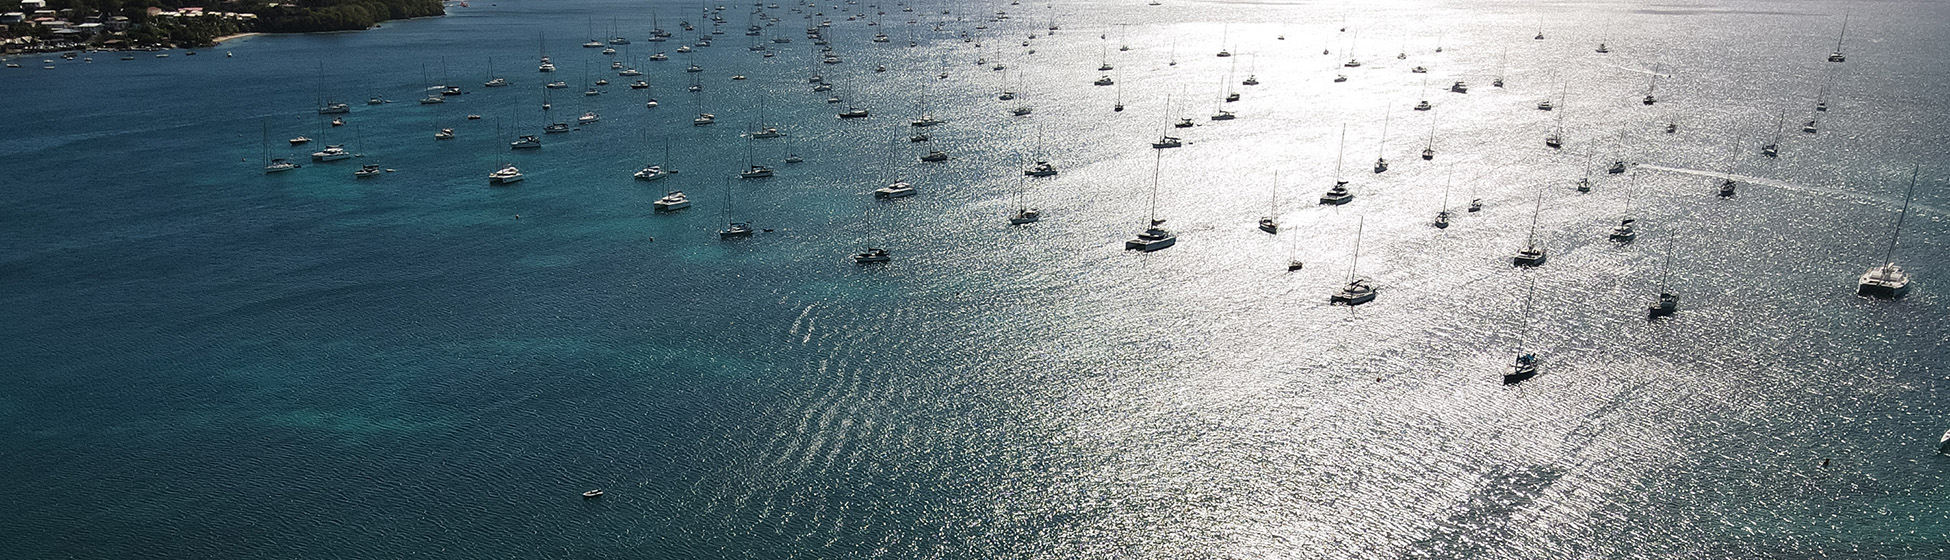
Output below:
[4,0,1950,557]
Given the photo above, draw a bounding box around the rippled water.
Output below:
[4,0,1949,557]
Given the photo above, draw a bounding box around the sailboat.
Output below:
[1009,177,1041,225]
[484,57,508,87]
[1505,278,1541,385]
[1434,166,1453,228]
[1828,13,1849,62]
[1493,48,1507,87]
[1153,95,1183,148]
[1320,125,1353,205]
[1513,186,1547,266]
[1209,76,1236,120]
[1762,110,1785,157]
[1858,165,1919,299]
[1545,84,1567,149]
[1609,172,1638,242]
[636,137,677,180]
[1576,147,1593,192]
[1374,105,1391,173]
[1330,216,1378,305]
[1258,172,1280,234]
[1642,67,1658,105]
[1649,238,1679,318]
[1024,127,1057,176]
[1421,110,1437,160]
[1125,151,1176,252]
[261,121,299,173]
[718,179,755,239]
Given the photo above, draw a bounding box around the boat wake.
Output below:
[1636,163,1945,216]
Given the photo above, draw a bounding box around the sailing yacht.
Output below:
[653,190,691,211]
[1126,152,1176,252]
[1513,187,1547,266]
[1858,166,1919,299]
[1259,172,1281,234]
[488,164,525,185]
[1642,69,1658,105]
[1435,167,1454,228]
[1374,106,1391,173]
[1330,217,1378,305]
[310,145,352,162]
[1421,112,1438,160]
[1649,241,1680,318]
[875,180,916,198]
[1320,125,1353,205]
[1828,14,1849,62]
[1762,110,1786,157]
[1505,279,1541,384]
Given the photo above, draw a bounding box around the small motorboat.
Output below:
[851,248,892,264]
[582,490,604,499]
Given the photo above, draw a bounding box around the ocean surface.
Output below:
[4,0,1949,557]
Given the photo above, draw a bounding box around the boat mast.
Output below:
[1147,150,1162,224]
[1885,165,1920,265]
[1378,105,1391,160]
[1835,13,1849,54]
[1334,124,1347,182]
[1348,216,1364,282]
[1526,186,1544,249]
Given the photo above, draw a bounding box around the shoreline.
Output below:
[212,32,263,45]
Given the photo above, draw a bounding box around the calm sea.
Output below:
[3,0,1948,557]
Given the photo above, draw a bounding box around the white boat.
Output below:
[264,158,299,173]
[546,81,567,89]
[488,165,525,185]
[1858,166,1919,299]
[875,181,916,198]
[653,190,690,210]
[435,128,455,140]
[354,164,383,178]
[694,113,716,126]
[485,77,508,87]
[289,136,312,145]
[577,112,600,124]
[839,108,870,119]
[750,127,781,139]
[310,145,352,162]
[910,114,945,127]
[544,123,570,134]
[510,135,542,149]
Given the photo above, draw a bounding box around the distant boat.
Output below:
[1259,172,1281,234]
[310,145,352,162]
[582,490,604,499]
[435,128,455,140]
[1609,174,1639,242]
[1649,239,1679,318]
[1374,105,1392,173]
[510,135,541,150]
[1434,166,1454,228]
[1320,125,1353,205]
[1330,216,1377,305]
[851,248,892,264]
[1858,166,1920,299]
[1828,13,1849,62]
[488,164,524,185]
[354,164,383,178]
[1126,152,1176,252]
[652,190,690,212]
[1762,110,1786,157]
[1505,279,1541,385]
[1513,187,1547,267]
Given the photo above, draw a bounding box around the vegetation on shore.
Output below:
[4,0,444,48]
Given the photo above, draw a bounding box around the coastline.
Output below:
[212,33,263,45]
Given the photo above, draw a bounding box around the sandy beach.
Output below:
[211,32,262,44]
